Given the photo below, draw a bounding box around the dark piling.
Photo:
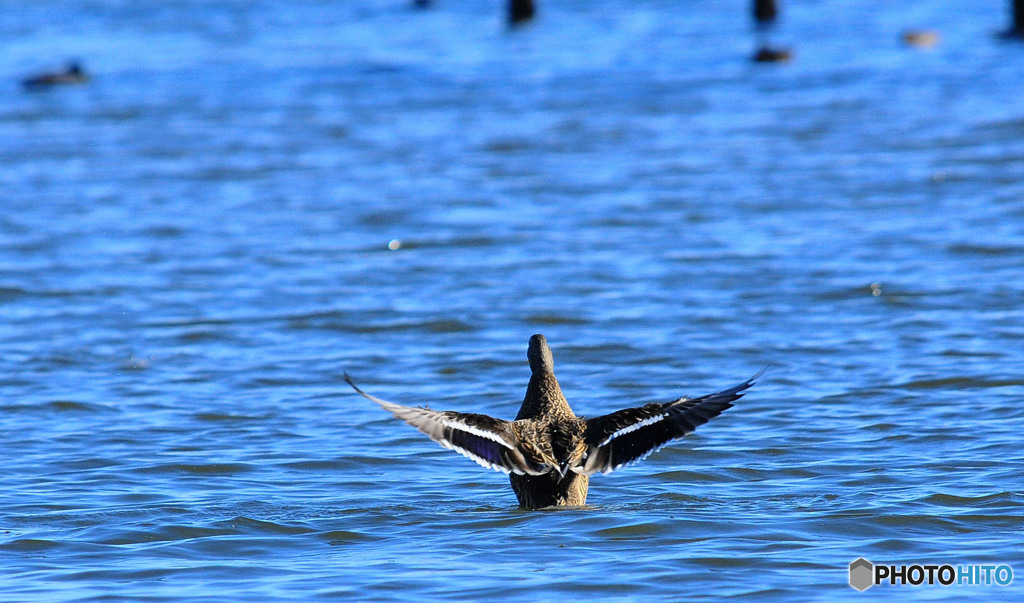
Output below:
[509,0,535,27]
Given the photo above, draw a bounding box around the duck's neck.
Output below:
[517,371,573,420]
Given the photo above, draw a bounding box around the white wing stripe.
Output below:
[441,418,517,450]
[597,413,668,447]
[347,375,526,474]
[379,401,517,450]
[441,442,516,474]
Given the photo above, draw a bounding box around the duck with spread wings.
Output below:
[346,334,758,509]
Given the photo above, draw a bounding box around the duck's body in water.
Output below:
[22,61,89,90]
[508,337,588,507]
[346,334,758,509]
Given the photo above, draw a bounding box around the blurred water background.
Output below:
[2,0,1023,600]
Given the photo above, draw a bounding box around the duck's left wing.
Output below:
[575,373,759,476]
[345,374,547,476]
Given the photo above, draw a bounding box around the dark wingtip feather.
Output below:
[343,372,365,396]
[673,369,763,409]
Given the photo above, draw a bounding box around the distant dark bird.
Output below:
[753,0,778,25]
[347,334,758,509]
[509,0,535,27]
[412,0,432,9]
[753,45,793,63]
[22,61,89,90]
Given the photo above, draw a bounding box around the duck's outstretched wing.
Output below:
[574,372,760,476]
[345,374,547,476]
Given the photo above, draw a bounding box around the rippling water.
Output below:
[2,0,1023,600]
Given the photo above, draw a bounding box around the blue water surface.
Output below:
[2,1,1023,600]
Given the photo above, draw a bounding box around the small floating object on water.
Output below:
[508,0,535,27]
[122,354,151,371]
[753,45,794,63]
[22,61,90,90]
[346,334,759,509]
[901,29,940,48]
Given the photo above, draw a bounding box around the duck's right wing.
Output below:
[575,373,759,476]
[345,374,548,476]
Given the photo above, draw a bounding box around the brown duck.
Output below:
[346,334,757,509]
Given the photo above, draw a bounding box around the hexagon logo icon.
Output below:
[849,558,874,591]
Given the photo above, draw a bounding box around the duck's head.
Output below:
[528,334,554,375]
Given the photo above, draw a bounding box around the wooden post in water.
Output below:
[998,0,1024,38]
[509,0,535,26]
[754,0,778,25]
[751,0,791,62]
